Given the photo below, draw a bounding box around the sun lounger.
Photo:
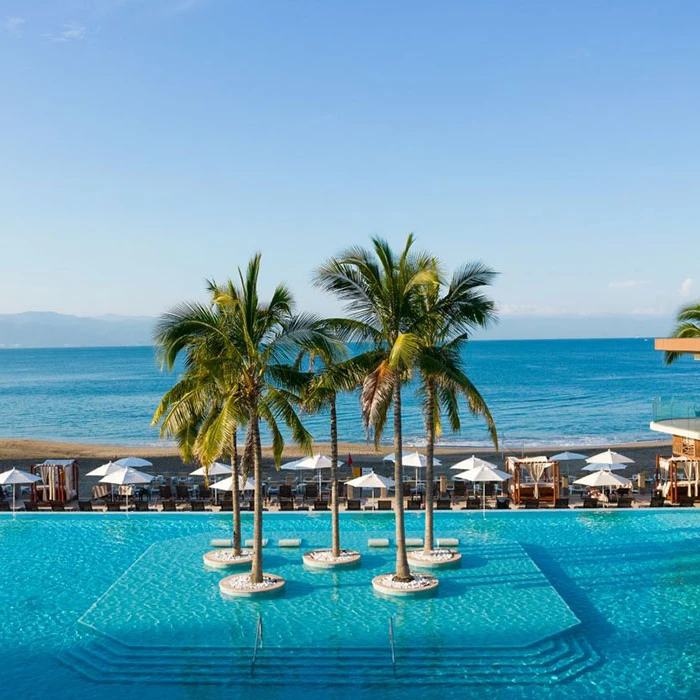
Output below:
[617,497,634,508]
[406,499,422,510]
[495,497,510,510]
[582,498,599,509]
[524,498,540,509]
[678,496,695,507]
[135,501,150,512]
[464,496,480,510]
[190,500,206,511]
[649,495,666,508]
[279,539,301,547]
[436,499,452,510]
[23,501,38,512]
[279,499,295,511]
[160,500,176,512]
[312,500,329,511]
[377,500,393,511]
[0,501,10,511]
[368,538,390,547]
[106,502,122,512]
[78,500,93,512]
[554,498,569,509]
[346,499,361,511]
[437,537,459,547]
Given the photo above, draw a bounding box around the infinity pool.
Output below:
[2,511,699,699]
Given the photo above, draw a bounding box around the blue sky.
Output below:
[1,1,698,330]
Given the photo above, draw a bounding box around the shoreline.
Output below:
[0,436,673,461]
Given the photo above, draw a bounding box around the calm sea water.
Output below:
[0,338,697,448]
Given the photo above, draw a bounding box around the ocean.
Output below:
[0,339,696,448]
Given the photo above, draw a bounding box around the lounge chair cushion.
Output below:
[368,538,390,547]
[436,537,459,547]
[210,539,232,548]
[279,538,301,547]
[405,538,424,547]
[244,538,268,547]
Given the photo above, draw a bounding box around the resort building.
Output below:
[650,338,700,502]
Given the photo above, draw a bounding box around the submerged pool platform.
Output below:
[4,511,700,699]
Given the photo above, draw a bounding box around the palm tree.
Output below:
[299,344,381,558]
[155,255,332,584]
[415,263,499,554]
[664,301,700,364]
[315,235,438,582]
[153,292,249,556]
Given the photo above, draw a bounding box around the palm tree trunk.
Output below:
[330,394,340,558]
[393,377,412,581]
[230,429,241,556]
[250,415,264,584]
[424,380,435,553]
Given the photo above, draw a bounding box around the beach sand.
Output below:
[0,437,672,501]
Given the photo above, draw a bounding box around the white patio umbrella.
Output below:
[453,464,512,515]
[211,475,256,541]
[574,470,632,488]
[345,471,395,500]
[384,451,440,489]
[295,454,343,498]
[190,462,234,504]
[582,462,628,472]
[550,452,588,493]
[86,461,122,477]
[585,449,634,466]
[0,468,42,515]
[100,467,153,511]
[450,455,498,471]
[114,457,154,469]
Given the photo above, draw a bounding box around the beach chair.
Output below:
[582,498,599,509]
[279,499,295,512]
[650,495,666,508]
[50,501,66,512]
[78,500,93,512]
[524,498,540,510]
[106,502,122,512]
[135,501,150,512]
[436,499,452,510]
[406,499,422,510]
[0,501,10,512]
[190,500,206,512]
[175,484,190,502]
[312,500,329,511]
[464,496,480,510]
[678,496,695,507]
[23,501,38,512]
[159,485,173,501]
[219,501,233,512]
[617,497,634,508]
[452,481,467,502]
[495,497,511,510]
[160,500,176,512]
[346,499,361,511]
[91,484,110,502]
[377,500,393,511]
[554,498,569,509]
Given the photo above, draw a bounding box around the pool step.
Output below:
[60,628,600,688]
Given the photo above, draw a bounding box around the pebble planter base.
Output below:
[407,549,462,569]
[372,572,439,598]
[219,573,286,598]
[302,549,362,569]
[202,548,253,569]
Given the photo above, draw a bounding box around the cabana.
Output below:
[506,456,560,506]
[31,459,79,503]
[656,455,700,503]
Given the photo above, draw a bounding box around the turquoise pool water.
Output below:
[2,511,699,699]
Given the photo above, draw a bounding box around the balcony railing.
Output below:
[652,397,700,422]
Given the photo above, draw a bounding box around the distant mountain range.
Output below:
[0,311,674,348]
[0,312,155,348]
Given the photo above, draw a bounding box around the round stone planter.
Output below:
[219,573,286,599]
[302,549,362,570]
[372,572,439,598]
[203,548,253,570]
[407,549,462,570]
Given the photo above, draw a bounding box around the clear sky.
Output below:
[1,1,698,327]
